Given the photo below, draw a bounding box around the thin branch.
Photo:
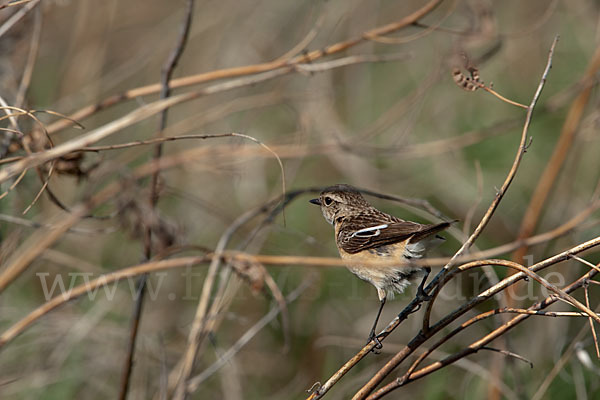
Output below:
[444,35,558,269]
[80,133,256,152]
[21,161,54,214]
[397,296,600,397]
[15,4,41,108]
[1,115,520,164]
[315,335,520,400]
[170,208,271,399]
[0,105,69,214]
[294,53,411,74]
[357,187,447,220]
[571,255,600,274]
[0,0,39,39]
[43,0,444,136]
[0,49,411,185]
[0,94,199,184]
[356,253,600,399]
[0,131,285,294]
[168,189,306,397]
[501,0,559,38]
[0,0,33,9]
[420,35,559,336]
[530,321,593,400]
[584,281,600,359]
[474,81,528,109]
[480,347,533,369]
[512,41,600,263]
[0,256,209,348]
[495,308,600,318]
[366,0,458,44]
[185,276,313,392]
[368,267,599,399]
[0,213,115,235]
[118,2,195,400]
[0,208,596,301]
[274,15,323,62]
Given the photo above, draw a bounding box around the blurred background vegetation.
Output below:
[0,0,599,399]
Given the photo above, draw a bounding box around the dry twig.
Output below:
[512,43,600,263]
[118,2,195,399]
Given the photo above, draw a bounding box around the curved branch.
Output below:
[369,267,599,399]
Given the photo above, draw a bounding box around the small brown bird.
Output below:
[310,184,452,347]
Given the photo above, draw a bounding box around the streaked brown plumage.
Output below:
[310,184,453,347]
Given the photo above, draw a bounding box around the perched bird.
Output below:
[310,184,452,347]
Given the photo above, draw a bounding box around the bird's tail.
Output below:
[405,220,456,258]
[409,220,457,243]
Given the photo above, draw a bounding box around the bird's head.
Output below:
[309,184,370,225]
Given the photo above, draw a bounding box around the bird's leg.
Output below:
[368,297,386,349]
[416,266,432,301]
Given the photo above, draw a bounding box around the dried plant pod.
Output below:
[54,152,86,176]
[116,188,180,252]
[230,257,266,293]
[452,66,482,92]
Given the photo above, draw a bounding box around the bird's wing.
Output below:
[338,215,451,255]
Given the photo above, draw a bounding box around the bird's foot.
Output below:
[367,331,383,352]
[409,289,432,315]
[409,303,422,314]
[416,286,432,302]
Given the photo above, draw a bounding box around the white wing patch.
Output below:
[351,224,389,238]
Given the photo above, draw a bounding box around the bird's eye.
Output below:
[324,197,333,206]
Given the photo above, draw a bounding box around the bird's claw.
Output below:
[410,303,422,314]
[416,287,432,302]
[410,290,432,314]
[367,331,383,352]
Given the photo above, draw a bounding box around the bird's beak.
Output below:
[309,198,321,206]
